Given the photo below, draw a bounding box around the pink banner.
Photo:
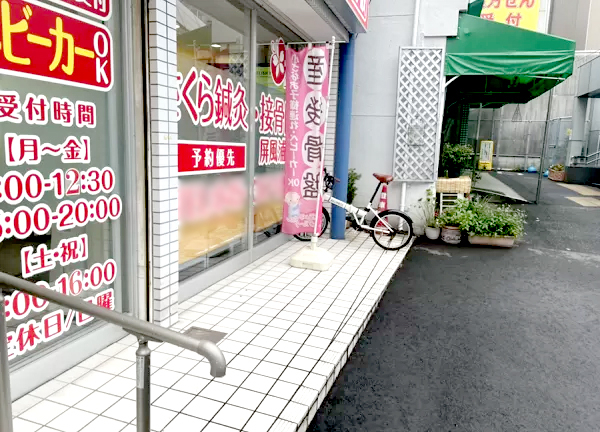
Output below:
[282,45,331,235]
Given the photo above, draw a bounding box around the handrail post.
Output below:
[136,337,151,432]
[0,296,14,432]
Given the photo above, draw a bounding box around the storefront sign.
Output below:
[346,0,369,30]
[177,68,249,130]
[2,0,120,360]
[270,38,286,86]
[282,46,330,235]
[3,90,121,360]
[256,92,286,166]
[0,0,113,91]
[481,0,541,31]
[178,141,246,176]
[478,140,494,170]
[48,0,112,20]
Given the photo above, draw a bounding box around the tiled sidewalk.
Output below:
[12,232,412,432]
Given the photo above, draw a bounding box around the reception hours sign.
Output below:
[282,45,331,235]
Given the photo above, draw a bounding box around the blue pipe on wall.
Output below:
[331,34,356,240]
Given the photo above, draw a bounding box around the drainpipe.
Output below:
[412,0,422,46]
[331,35,356,240]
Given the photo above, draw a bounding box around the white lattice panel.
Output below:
[393,47,444,182]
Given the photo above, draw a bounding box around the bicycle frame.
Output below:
[324,193,396,234]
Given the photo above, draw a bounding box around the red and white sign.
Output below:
[178,141,246,176]
[270,38,286,86]
[48,0,111,21]
[347,0,369,30]
[0,0,113,91]
[282,46,330,235]
[177,69,248,130]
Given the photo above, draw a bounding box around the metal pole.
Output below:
[331,34,356,240]
[525,121,531,169]
[400,182,407,212]
[536,89,554,204]
[136,338,151,432]
[472,103,483,180]
[0,297,14,432]
[0,272,226,377]
[245,8,257,259]
[312,37,336,241]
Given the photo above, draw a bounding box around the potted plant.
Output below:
[548,164,566,182]
[436,199,469,245]
[416,188,440,240]
[346,168,362,229]
[347,168,361,204]
[461,200,525,247]
[440,143,473,178]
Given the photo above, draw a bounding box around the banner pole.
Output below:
[312,36,336,243]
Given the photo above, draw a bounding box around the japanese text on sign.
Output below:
[178,141,246,175]
[256,92,286,166]
[48,0,111,21]
[2,86,122,360]
[177,68,249,131]
[282,46,330,235]
[0,0,113,91]
[481,0,540,31]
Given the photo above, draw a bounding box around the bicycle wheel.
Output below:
[369,210,413,250]
[293,207,330,241]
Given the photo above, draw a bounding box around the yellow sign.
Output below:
[478,140,494,171]
[480,0,541,32]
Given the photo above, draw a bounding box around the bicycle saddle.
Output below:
[373,173,393,183]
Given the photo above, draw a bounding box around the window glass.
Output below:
[1,0,130,364]
[253,33,286,244]
[176,0,250,281]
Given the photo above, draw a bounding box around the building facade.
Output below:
[2,0,361,398]
[3,0,490,399]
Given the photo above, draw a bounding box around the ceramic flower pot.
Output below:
[468,235,515,248]
[425,226,440,240]
[441,226,461,244]
[548,169,565,182]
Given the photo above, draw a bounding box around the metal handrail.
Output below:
[0,272,227,432]
[585,151,600,165]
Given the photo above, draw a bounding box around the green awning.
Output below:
[445,13,575,108]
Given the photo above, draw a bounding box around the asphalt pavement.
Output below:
[309,174,600,432]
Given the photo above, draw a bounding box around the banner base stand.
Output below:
[290,246,334,271]
[289,236,333,271]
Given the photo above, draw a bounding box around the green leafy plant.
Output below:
[416,188,438,228]
[436,198,472,227]
[550,164,565,171]
[438,198,526,238]
[440,143,474,178]
[347,168,361,204]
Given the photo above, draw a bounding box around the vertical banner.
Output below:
[282,46,330,235]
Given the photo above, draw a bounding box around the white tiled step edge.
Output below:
[12,232,412,432]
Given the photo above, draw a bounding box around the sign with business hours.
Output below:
[282,45,330,235]
[480,0,541,31]
[2,1,120,361]
[48,0,112,21]
[346,0,369,30]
